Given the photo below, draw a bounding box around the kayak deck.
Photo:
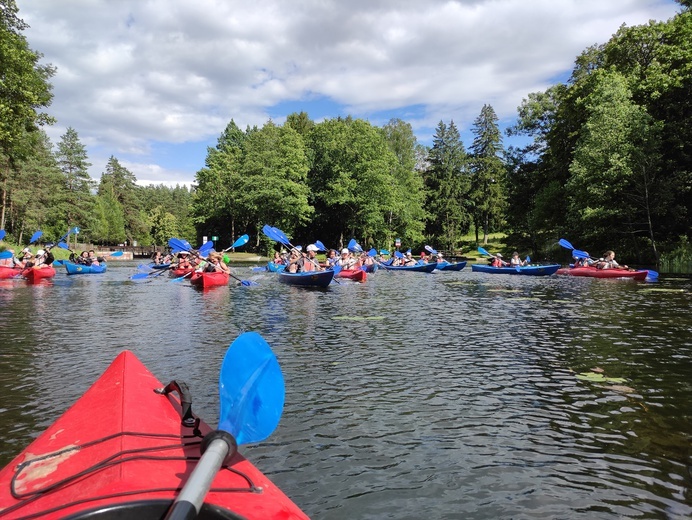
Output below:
[0,350,308,519]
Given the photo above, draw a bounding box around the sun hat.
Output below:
[36,249,45,256]
[341,248,349,255]
[496,253,503,258]
[22,248,30,254]
[306,244,318,252]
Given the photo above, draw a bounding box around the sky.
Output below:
[17,0,681,187]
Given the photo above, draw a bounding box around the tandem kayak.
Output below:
[64,261,107,275]
[277,269,335,287]
[150,262,172,270]
[190,271,230,288]
[435,261,467,272]
[23,266,56,282]
[471,264,560,276]
[0,349,309,520]
[380,262,438,273]
[170,267,195,278]
[0,266,22,279]
[556,266,649,280]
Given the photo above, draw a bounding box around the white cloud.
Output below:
[18,0,679,184]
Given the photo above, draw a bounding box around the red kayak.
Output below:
[22,266,56,282]
[190,271,230,288]
[0,350,308,520]
[170,267,195,278]
[0,265,22,279]
[336,268,367,282]
[556,266,648,280]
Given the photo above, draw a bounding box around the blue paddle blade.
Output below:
[379,249,390,255]
[108,251,124,257]
[315,240,328,252]
[199,241,214,254]
[0,251,12,259]
[395,251,404,258]
[168,237,191,254]
[332,264,342,275]
[478,247,491,256]
[572,249,591,259]
[130,272,151,280]
[218,332,285,445]
[0,230,5,241]
[526,255,531,264]
[558,239,575,250]
[261,224,275,240]
[58,241,70,250]
[367,248,377,257]
[232,234,249,248]
[645,270,659,280]
[29,231,43,244]
[425,245,438,255]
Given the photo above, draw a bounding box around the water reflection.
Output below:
[0,264,690,519]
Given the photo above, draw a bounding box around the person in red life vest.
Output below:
[299,244,323,272]
[491,253,508,268]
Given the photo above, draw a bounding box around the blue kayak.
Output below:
[380,262,437,273]
[65,261,107,275]
[267,262,286,272]
[277,269,335,287]
[471,264,560,276]
[436,261,467,272]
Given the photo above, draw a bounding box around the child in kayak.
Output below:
[598,250,628,270]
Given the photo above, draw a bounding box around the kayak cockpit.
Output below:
[63,499,245,519]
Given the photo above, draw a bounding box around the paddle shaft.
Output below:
[165,434,236,520]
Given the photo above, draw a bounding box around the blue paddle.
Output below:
[425,245,438,255]
[379,249,390,256]
[314,240,328,252]
[223,234,250,252]
[558,238,576,250]
[29,231,43,244]
[0,230,5,241]
[347,238,363,253]
[165,332,284,520]
[477,247,493,257]
[0,251,12,260]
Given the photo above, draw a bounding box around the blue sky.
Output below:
[18,0,681,187]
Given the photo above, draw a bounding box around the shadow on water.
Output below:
[0,264,690,519]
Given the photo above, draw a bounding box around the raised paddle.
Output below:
[425,245,438,255]
[29,231,43,244]
[164,332,284,520]
[0,230,5,241]
[0,251,12,259]
[558,238,576,251]
[222,234,250,252]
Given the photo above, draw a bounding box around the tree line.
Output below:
[2,0,690,265]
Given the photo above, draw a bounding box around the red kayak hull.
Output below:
[170,267,195,278]
[556,266,648,280]
[0,350,308,519]
[22,266,56,282]
[190,271,230,288]
[0,266,22,279]
[336,269,367,282]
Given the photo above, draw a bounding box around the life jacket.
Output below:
[491,258,503,268]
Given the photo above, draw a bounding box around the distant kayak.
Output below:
[190,271,230,288]
[471,264,560,276]
[64,261,107,275]
[23,266,56,282]
[0,266,22,279]
[556,266,648,280]
[381,263,437,273]
[436,261,467,272]
[278,269,335,287]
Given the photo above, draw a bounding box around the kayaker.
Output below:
[436,252,444,263]
[176,251,192,269]
[151,250,164,265]
[77,250,92,265]
[599,250,628,270]
[510,251,526,267]
[34,248,54,268]
[272,251,284,265]
[286,250,301,272]
[88,249,101,266]
[299,244,323,272]
[204,252,230,273]
[325,249,338,267]
[403,252,417,266]
[419,251,428,264]
[491,253,508,267]
[17,248,34,268]
[574,253,595,267]
[337,248,357,269]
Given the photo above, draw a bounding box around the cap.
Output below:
[22,248,30,254]
[36,249,45,256]
[178,251,189,256]
[496,253,503,258]
[45,243,54,249]
[341,248,349,255]
[406,252,412,257]
[306,244,318,252]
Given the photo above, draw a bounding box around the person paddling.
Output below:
[598,250,628,270]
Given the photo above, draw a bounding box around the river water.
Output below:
[0,263,690,519]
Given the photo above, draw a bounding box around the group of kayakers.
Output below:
[172,250,231,274]
[271,245,382,273]
[490,251,528,268]
[0,245,54,270]
[72,249,104,266]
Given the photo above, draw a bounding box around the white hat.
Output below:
[306,244,318,252]
[36,249,45,256]
[22,248,30,254]
[341,248,349,255]
[496,253,503,258]
[178,251,189,256]
[406,251,412,257]
[438,252,443,258]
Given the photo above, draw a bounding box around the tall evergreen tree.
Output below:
[55,127,94,231]
[469,104,506,244]
[424,120,470,251]
[98,156,146,244]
